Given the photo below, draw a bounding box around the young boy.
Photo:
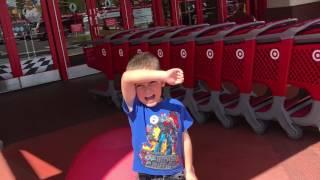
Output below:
[121,52,197,180]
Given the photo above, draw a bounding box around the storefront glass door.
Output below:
[0,26,13,81]
[227,0,251,22]
[7,0,61,86]
[203,0,218,24]
[0,23,17,92]
[131,0,154,28]
[96,0,124,37]
[161,0,172,26]
[0,0,61,93]
[179,0,196,25]
[55,0,98,79]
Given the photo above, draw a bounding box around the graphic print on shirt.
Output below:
[140,111,180,169]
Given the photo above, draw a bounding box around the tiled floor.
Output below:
[0,55,54,80]
[1,74,320,180]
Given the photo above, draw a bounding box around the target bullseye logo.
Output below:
[157,49,164,58]
[270,49,280,60]
[312,50,320,62]
[118,49,124,57]
[137,49,142,54]
[206,49,214,59]
[101,48,107,57]
[180,49,187,59]
[236,49,244,60]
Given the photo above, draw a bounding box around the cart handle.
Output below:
[284,18,320,39]
[148,24,209,45]
[248,18,298,39]
[257,18,320,43]
[112,26,166,45]
[170,23,236,45]
[195,21,264,45]
[225,19,297,44]
[294,33,320,44]
[193,22,236,37]
[125,26,166,40]
[130,26,184,45]
[90,29,137,46]
[106,29,136,40]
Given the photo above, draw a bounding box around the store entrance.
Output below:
[179,0,197,25]
[52,0,99,79]
[0,0,61,93]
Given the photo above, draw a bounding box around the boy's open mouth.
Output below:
[145,94,155,101]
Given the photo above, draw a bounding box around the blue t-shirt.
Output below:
[122,98,193,175]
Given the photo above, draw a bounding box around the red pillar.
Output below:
[245,0,251,16]
[218,0,228,22]
[40,0,59,70]
[46,0,69,80]
[196,0,204,24]
[120,0,133,29]
[255,0,267,20]
[171,0,180,25]
[0,2,22,77]
[152,0,165,26]
[85,0,100,40]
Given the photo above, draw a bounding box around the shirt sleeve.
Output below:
[181,105,193,132]
[121,97,138,122]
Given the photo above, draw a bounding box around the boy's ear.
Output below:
[161,82,165,87]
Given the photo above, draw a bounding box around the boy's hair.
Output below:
[126,52,160,71]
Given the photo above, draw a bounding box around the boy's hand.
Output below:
[185,170,198,180]
[165,68,184,85]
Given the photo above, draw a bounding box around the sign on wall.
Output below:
[133,8,152,25]
[7,0,17,7]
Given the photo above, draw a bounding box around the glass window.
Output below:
[227,0,252,23]
[131,0,154,28]
[179,0,196,25]
[0,25,13,81]
[6,0,57,76]
[203,0,218,24]
[96,0,124,37]
[162,0,172,26]
[57,0,91,67]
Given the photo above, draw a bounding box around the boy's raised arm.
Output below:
[121,68,184,112]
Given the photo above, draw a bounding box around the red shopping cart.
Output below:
[168,23,228,123]
[167,23,236,123]
[219,19,298,134]
[250,19,320,139]
[84,29,136,107]
[148,24,210,105]
[128,26,184,59]
[111,27,166,76]
[148,24,209,70]
[195,21,273,129]
[288,19,320,132]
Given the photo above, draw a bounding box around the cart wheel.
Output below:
[92,95,112,104]
[253,119,269,135]
[287,124,303,140]
[221,115,235,129]
[196,112,211,124]
[91,94,99,101]
[0,140,3,150]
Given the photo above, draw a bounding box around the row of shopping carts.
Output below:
[84,18,320,139]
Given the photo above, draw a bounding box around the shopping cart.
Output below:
[84,29,136,107]
[220,19,298,134]
[111,27,166,76]
[128,26,184,59]
[288,19,320,131]
[148,24,209,103]
[250,19,320,139]
[169,23,223,123]
[168,23,235,123]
